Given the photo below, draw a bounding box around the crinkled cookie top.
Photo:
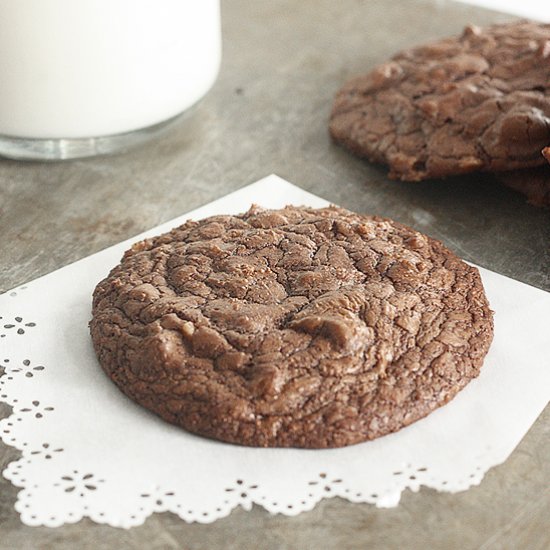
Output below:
[330,21,550,181]
[90,205,493,448]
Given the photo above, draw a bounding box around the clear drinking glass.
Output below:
[0,0,221,160]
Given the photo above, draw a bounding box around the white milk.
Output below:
[0,0,221,139]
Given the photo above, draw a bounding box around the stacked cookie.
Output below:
[496,146,550,208]
[330,21,550,207]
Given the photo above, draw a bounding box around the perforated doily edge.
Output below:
[0,416,504,529]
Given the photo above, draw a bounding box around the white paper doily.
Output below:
[1,175,549,528]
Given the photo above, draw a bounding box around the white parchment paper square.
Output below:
[1,175,549,528]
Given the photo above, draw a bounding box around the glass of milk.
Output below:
[0,0,221,160]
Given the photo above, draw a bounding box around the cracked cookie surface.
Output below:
[330,21,550,181]
[90,205,493,448]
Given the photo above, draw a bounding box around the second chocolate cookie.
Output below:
[330,21,550,181]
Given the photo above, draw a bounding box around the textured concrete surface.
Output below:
[0,0,549,548]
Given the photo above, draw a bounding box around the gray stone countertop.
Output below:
[0,0,548,548]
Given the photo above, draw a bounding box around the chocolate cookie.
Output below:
[90,206,494,448]
[497,146,550,208]
[497,167,550,208]
[330,21,550,181]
